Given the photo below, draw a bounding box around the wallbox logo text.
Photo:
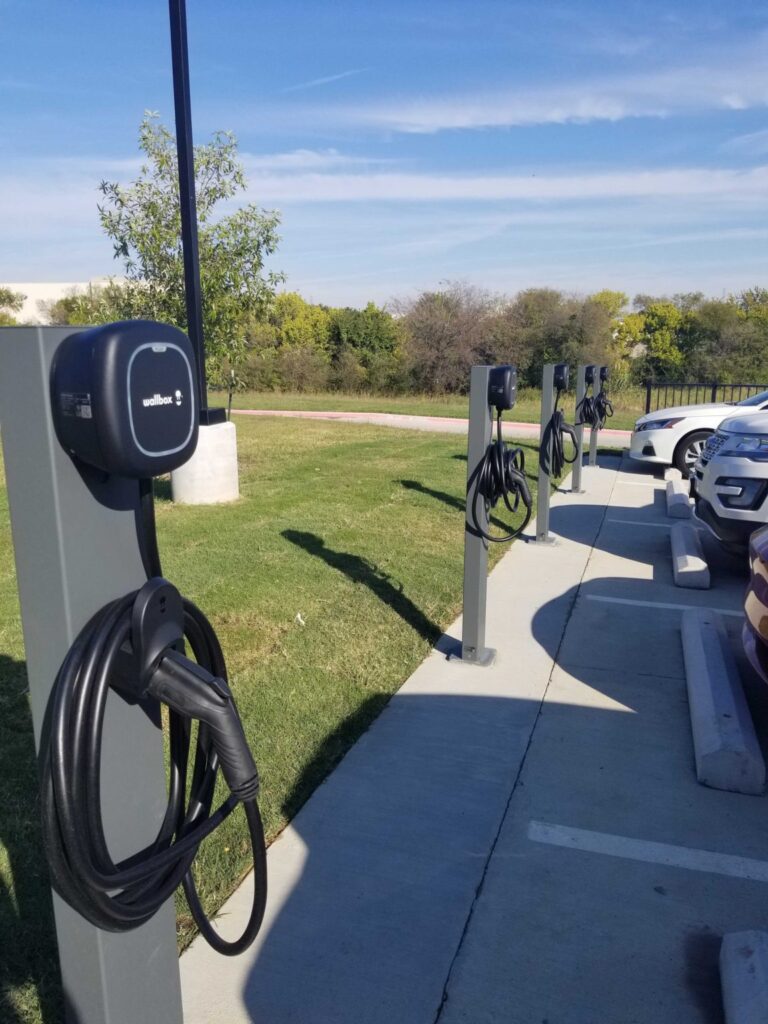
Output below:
[142,393,176,408]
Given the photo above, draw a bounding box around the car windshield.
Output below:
[737,389,768,407]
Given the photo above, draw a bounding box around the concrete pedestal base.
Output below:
[171,421,240,504]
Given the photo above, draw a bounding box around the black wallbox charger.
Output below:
[487,365,517,411]
[51,320,199,478]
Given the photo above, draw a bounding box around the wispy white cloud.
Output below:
[280,68,367,94]
[722,128,768,156]
[323,47,768,133]
[241,149,390,172]
[244,165,768,203]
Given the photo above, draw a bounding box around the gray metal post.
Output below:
[572,364,586,493]
[461,365,495,665]
[0,328,183,1024]
[536,364,556,543]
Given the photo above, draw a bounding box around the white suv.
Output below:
[692,410,768,552]
[630,390,768,476]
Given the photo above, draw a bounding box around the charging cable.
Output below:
[470,410,532,542]
[40,479,267,956]
[542,388,578,478]
[594,384,614,428]
[577,384,613,430]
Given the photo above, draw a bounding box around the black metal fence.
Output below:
[644,381,768,414]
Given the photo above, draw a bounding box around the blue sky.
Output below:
[1,0,767,306]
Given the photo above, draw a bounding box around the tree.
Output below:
[97,113,283,377]
[0,287,24,326]
[638,302,686,379]
[590,289,628,319]
[269,292,332,352]
[328,302,403,391]
[42,281,132,326]
[397,282,494,393]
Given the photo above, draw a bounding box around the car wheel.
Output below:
[673,430,713,478]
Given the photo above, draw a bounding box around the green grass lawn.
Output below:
[218,388,646,431]
[0,416,545,1024]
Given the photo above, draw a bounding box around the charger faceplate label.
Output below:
[60,392,93,419]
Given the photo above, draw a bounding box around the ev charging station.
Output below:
[536,363,577,544]
[461,365,531,664]
[0,323,268,1023]
[0,325,184,1022]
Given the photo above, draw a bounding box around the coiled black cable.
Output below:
[577,386,614,430]
[40,479,267,955]
[542,389,578,478]
[594,387,614,428]
[470,412,533,542]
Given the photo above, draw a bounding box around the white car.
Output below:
[630,390,768,476]
[692,410,768,552]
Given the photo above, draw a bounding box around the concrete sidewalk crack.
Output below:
[431,463,619,1024]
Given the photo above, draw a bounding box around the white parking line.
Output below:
[529,821,768,882]
[585,594,742,617]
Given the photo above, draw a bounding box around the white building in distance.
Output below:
[0,280,116,324]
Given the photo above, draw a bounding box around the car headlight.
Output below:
[722,435,768,456]
[635,417,684,432]
[715,476,768,510]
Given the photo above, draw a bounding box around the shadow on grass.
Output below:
[0,654,62,1024]
[281,693,392,822]
[282,531,441,645]
[399,479,514,532]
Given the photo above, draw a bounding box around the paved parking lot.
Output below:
[181,456,764,1024]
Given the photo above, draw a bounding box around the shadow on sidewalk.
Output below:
[234,678,727,1024]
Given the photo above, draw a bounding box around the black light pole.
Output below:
[168,0,224,425]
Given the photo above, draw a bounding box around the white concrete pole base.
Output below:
[681,609,765,795]
[720,931,768,1024]
[171,421,240,504]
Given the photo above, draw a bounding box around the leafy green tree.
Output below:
[97,113,283,377]
[639,302,685,379]
[42,281,132,326]
[611,311,646,382]
[590,289,628,319]
[269,292,332,352]
[0,287,24,326]
[328,302,403,390]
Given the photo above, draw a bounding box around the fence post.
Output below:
[644,380,652,415]
[710,381,718,403]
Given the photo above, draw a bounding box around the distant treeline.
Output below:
[5,281,768,395]
[227,283,768,393]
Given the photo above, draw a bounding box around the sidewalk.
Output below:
[181,457,763,1023]
[233,407,632,447]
